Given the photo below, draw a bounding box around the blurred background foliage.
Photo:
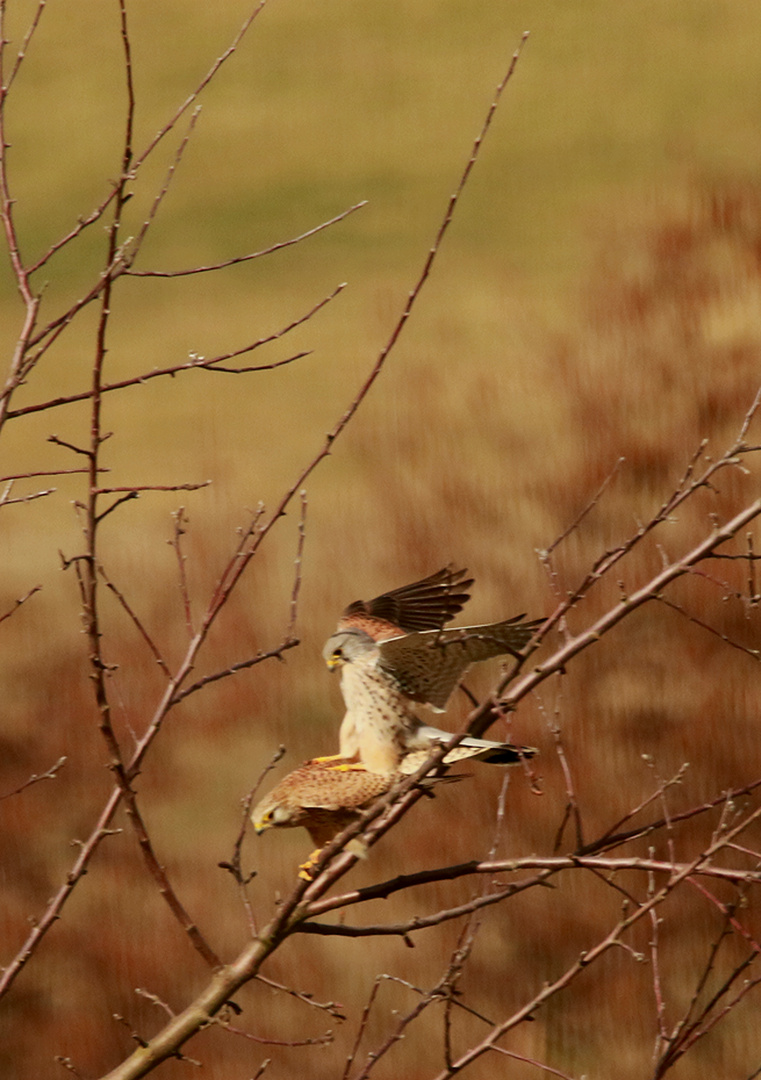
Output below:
[2,1,761,1076]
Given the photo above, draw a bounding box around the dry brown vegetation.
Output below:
[2,3,761,1079]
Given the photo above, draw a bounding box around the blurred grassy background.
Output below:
[2,0,761,1077]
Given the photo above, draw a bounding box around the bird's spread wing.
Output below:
[377,615,543,710]
[338,565,473,639]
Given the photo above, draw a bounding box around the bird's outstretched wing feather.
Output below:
[339,565,473,638]
[377,615,543,710]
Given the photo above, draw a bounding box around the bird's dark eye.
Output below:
[325,645,345,668]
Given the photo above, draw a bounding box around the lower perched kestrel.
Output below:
[252,740,537,877]
[323,567,542,774]
[252,757,395,852]
[252,756,441,878]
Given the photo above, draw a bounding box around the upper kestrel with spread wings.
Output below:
[323,566,542,774]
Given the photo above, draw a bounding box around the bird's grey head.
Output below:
[322,628,377,670]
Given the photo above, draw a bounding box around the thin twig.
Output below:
[469,496,761,736]
[0,585,41,626]
[254,974,346,1021]
[98,566,172,677]
[0,485,55,506]
[656,593,760,659]
[288,491,308,639]
[0,756,67,801]
[0,467,98,481]
[170,638,299,704]
[219,746,286,936]
[8,287,344,420]
[543,455,626,557]
[169,508,194,638]
[6,0,47,90]
[26,1,269,277]
[126,201,367,277]
[121,779,222,971]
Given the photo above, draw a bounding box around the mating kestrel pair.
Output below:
[252,567,541,871]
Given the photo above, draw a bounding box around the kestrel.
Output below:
[323,567,542,774]
[252,756,439,878]
[252,757,393,851]
[251,746,533,877]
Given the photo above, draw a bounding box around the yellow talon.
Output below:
[298,849,321,880]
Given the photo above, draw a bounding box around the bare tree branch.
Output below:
[6,285,344,420]
[125,201,367,277]
[0,584,41,625]
[0,756,66,800]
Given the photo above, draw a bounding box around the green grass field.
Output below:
[2,2,761,1077]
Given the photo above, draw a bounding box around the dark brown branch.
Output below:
[94,483,211,495]
[580,775,761,858]
[425,804,761,1080]
[297,854,761,935]
[200,350,310,374]
[579,763,690,857]
[298,873,555,939]
[95,491,139,523]
[47,434,91,457]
